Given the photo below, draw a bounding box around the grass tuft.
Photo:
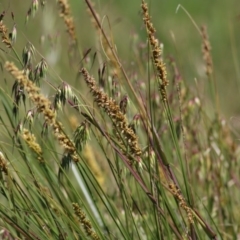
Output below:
[0,1,239,239]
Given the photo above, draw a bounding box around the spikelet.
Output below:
[21,128,44,163]
[169,183,194,225]
[5,62,80,162]
[57,0,76,44]
[81,68,142,162]
[141,0,168,102]
[0,19,12,48]
[201,25,213,77]
[73,203,100,240]
[0,152,8,175]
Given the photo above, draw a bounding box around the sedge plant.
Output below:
[0,0,239,239]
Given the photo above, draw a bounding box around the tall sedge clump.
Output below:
[80,68,142,163]
[141,0,168,101]
[141,1,199,235]
[0,0,236,239]
[5,62,80,163]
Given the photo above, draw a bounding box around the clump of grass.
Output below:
[0,1,239,239]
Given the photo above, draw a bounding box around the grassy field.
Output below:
[0,0,239,239]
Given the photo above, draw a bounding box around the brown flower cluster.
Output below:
[72,203,100,240]
[0,152,8,175]
[22,128,44,163]
[201,25,213,77]
[81,68,142,160]
[141,0,168,101]
[57,0,76,44]
[0,20,12,48]
[169,183,194,225]
[5,62,79,162]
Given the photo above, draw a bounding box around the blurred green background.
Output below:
[1,0,240,117]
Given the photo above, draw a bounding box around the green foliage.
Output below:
[0,0,239,239]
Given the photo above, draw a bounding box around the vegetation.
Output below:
[0,0,239,239]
